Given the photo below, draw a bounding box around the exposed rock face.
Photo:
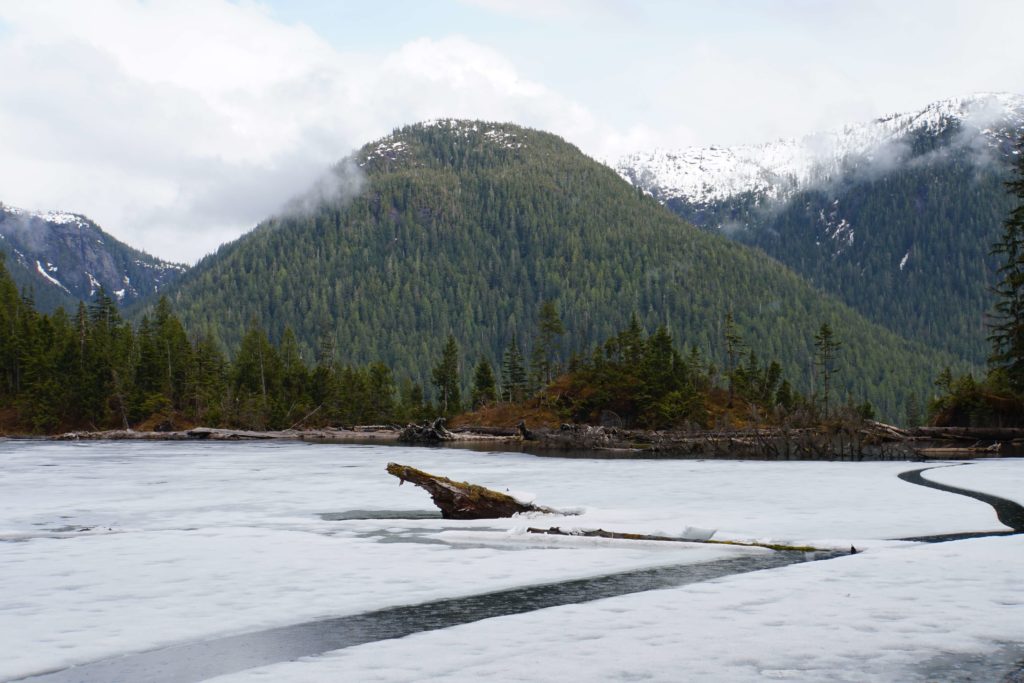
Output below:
[385,462,558,519]
[0,204,187,311]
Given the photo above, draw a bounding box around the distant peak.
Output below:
[358,119,553,171]
[618,92,1024,206]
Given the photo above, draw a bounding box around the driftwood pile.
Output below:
[520,421,1024,460]
[397,418,456,443]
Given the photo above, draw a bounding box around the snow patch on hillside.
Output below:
[35,260,70,293]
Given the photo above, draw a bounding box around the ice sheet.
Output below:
[922,461,1024,505]
[211,535,1024,683]
[1,441,1019,681]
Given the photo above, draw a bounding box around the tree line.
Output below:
[929,135,1024,426]
[0,256,861,434]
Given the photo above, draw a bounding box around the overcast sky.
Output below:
[2,0,1023,264]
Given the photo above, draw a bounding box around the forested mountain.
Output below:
[0,204,187,312]
[617,93,1024,363]
[158,119,960,420]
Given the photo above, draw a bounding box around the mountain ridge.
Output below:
[616,93,1024,365]
[159,119,960,421]
[0,203,187,312]
[617,92,1024,207]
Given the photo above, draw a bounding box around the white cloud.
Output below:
[0,0,628,263]
[2,0,1022,264]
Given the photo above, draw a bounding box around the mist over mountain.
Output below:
[154,119,959,420]
[0,204,187,312]
[617,93,1024,363]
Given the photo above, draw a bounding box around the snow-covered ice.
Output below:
[924,460,1024,505]
[0,441,1020,681]
[211,535,1023,683]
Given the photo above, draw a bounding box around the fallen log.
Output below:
[526,526,826,552]
[386,462,559,519]
[910,426,1024,441]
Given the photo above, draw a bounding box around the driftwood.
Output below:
[518,419,1021,460]
[526,526,826,552]
[49,426,402,442]
[909,426,1024,441]
[398,418,455,443]
[386,462,559,519]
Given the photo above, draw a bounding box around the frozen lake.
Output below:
[1,441,1022,682]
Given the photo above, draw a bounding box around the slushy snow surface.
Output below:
[0,441,1020,682]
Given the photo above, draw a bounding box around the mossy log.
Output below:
[386,462,558,519]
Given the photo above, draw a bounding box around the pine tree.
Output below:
[723,311,744,408]
[988,135,1024,394]
[470,358,498,409]
[500,334,527,402]
[530,300,565,386]
[431,334,461,416]
[814,322,841,417]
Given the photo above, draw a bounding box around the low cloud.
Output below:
[280,158,368,219]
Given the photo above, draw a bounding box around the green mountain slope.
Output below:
[160,120,958,420]
[659,147,1014,365]
[618,94,1024,366]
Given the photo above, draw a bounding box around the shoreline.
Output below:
[2,421,1019,461]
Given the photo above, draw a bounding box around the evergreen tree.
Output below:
[232,325,280,428]
[431,334,461,415]
[988,135,1024,394]
[814,322,841,417]
[723,311,744,408]
[187,332,228,424]
[500,334,527,402]
[470,358,498,409]
[365,362,397,422]
[530,300,565,386]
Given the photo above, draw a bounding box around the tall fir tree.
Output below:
[500,334,527,403]
[470,358,498,409]
[431,334,461,416]
[814,322,841,417]
[988,135,1024,394]
[529,300,565,387]
[723,311,744,408]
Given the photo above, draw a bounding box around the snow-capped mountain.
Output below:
[0,204,187,311]
[617,93,1024,207]
[617,93,1024,368]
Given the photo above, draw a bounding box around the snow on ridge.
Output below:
[5,204,90,228]
[617,92,1024,206]
[362,120,525,166]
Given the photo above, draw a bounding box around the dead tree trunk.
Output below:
[398,417,454,443]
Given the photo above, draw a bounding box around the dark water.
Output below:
[898,466,1024,532]
[319,509,441,521]
[14,551,835,683]
[916,643,1024,682]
